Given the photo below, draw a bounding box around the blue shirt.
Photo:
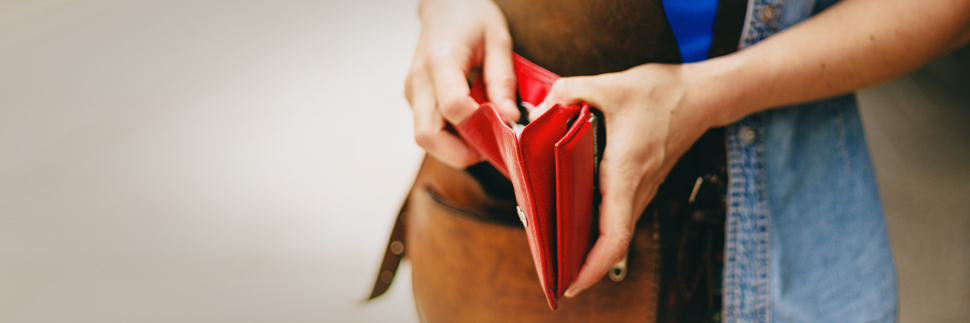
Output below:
[723,0,897,322]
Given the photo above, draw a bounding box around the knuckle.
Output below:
[490,32,512,49]
[413,129,435,149]
[439,97,465,119]
[610,230,634,249]
[641,157,664,175]
[550,78,566,92]
[403,79,415,104]
[456,155,479,168]
[439,154,477,171]
[409,59,426,73]
[404,67,428,106]
[487,74,516,91]
[551,78,572,98]
[429,46,455,64]
[409,56,429,75]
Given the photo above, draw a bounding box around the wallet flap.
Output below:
[456,95,560,309]
[469,54,558,107]
[554,103,597,297]
[456,103,516,178]
[517,103,585,308]
[512,55,558,106]
[457,54,596,310]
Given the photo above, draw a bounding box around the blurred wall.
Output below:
[857,45,970,323]
[0,1,422,322]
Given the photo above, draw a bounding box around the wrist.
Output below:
[681,53,761,128]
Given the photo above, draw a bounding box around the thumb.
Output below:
[563,148,638,298]
[531,76,599,121]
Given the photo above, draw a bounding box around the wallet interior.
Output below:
[461,55,598,308]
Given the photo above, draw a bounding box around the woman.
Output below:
[402,0,970,321]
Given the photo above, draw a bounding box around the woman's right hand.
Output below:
[405,0,520,169]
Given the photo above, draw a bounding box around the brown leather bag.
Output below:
[371,129,726,322]
[405,156,662,322]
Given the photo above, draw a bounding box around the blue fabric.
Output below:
[662,0,719,62]
[765,97,897,323]
[722,0,899,322]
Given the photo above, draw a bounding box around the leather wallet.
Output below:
[457,54,598,310]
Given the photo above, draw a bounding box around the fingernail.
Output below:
[563,286,583,298]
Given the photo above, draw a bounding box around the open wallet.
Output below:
[456,54,602,310]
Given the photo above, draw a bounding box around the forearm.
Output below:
[688,0,970,127]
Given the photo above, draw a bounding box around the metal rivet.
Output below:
[516,206,528,227]
[380,270,394,284]
[609,252,629,282]
[740,126,757,144]
[759,5,776,23]
[390,241,404,255]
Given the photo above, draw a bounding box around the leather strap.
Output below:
[366,197,409,300]
[366,155,527,301]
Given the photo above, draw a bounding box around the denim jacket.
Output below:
[723,0,898,322]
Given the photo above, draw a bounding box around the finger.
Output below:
[417,112,483,169]
[482,28,519,124]
[564,148,639,298]
[531,76,603,121]
[404,65,421,107]
[431,54,481,125]
[411,69,482,168]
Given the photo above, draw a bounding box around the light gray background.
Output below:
[0,1,966,322]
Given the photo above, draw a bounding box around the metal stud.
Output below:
[740,126,757,144]
[609,251,629,282]
[380,271,394,284]
[390,241,404,255]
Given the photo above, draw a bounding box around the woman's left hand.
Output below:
[530,63,722,298]
[529,0,970,299]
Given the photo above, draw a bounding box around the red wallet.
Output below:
[457,54,598,310]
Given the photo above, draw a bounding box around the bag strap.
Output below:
[365,196,409,300]
[367,156,434,301]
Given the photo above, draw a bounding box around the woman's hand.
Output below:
[524,0,970,301]
[531,63,721,298]
[405,0,520,169]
